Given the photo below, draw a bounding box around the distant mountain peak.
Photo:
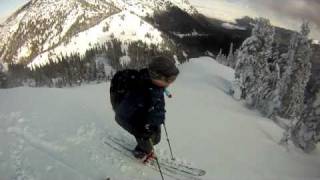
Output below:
[0,0,197,67]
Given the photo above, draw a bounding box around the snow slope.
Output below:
[0,0,197,67]
[28,10,164,69]
[1,57,320,180]
[0,0,119,64]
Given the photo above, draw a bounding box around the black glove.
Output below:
[142,124,153,138]
[144,123,152,132]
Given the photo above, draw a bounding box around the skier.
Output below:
[110,56,179,160]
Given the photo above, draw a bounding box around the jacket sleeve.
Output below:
[146,87,166,126]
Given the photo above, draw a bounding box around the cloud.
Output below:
[240,0,320,38]
[248,0,319,23]
[189,0,320,39]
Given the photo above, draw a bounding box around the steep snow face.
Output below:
[110,0,157,17]
[100,11,164,44]
[1,57,320,180]
[112,0,198,17]
[170,0,198,14]
[0,0,197,66]
[0,0,120,64]
[28,11,164,68]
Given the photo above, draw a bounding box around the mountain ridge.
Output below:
[0,0,197,67]
[0,0,121,65]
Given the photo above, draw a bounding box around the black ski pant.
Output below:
[115,115,161,154]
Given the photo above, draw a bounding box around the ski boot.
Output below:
[132,147,155,164]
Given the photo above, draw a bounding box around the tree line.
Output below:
[231,18,319,153]
[0,38,186,88]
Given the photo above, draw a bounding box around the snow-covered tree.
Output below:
[96,61,106,83]
[216,49,227,65]
[0,63,8,88]
[289,89,320,152]
[278,21,314,152]
[216,44,237,68]
[234,18,280,116]
[226,43,236,68]
[279,21,312,119]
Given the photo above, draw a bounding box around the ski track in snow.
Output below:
[1,112,93,180]
[7,127,91,180]
[0,109,158,180]
[0,57,320,180]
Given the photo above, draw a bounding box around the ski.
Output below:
[104,138,193,180]
[110,136,206,177]
[104,135,206,179]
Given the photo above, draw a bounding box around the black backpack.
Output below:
[110,69,141,110]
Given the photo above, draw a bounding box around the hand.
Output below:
[143,124,154,137]
[144,124,151,131]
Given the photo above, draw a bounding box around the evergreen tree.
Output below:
[216,49,227,65]
[0,63,8,88]
[96,60,106,83]
[279,21,312,119]
[234,18,280,116]
[289,87,320,153]
[227,43,236,68]
[279,22,315,152]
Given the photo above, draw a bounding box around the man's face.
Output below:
[151,76,176,88]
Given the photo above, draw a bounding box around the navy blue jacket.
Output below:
[113,69,166,129]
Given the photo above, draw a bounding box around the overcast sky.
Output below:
[189,0,320,39]
[0,0,319,39]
